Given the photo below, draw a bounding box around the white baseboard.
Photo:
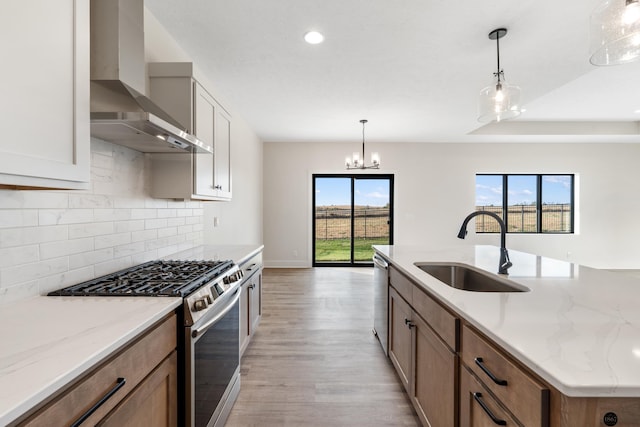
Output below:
[264,260,311,268]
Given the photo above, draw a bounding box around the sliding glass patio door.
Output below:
[313,174,394,266]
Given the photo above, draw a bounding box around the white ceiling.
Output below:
[145,0,640,143]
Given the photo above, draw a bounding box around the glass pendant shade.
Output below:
[478,79,522,123]
[590,0,640,65]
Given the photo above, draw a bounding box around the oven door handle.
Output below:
[191,288,241,339]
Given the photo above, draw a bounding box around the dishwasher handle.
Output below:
[373,255,388,270]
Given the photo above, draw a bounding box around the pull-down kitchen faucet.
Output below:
[457,211,512,275]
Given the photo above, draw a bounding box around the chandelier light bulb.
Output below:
[623,1,640,25]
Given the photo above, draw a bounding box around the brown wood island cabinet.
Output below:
[389,266,460,427]
[16,315,178,427]
[386,264,640,427]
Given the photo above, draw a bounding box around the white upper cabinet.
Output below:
[0,0,90,189]
[148,63,232,201]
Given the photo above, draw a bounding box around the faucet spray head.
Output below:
[457,227,468,239]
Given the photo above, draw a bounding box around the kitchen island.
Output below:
[375,244,640,426]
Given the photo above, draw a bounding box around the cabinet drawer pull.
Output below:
[71,377,126,427]
[473,392,507,426]
[475,357,508,386]
[404,318,415,329]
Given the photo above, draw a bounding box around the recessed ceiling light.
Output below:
[304,31,324,44]
[634,109,640,114]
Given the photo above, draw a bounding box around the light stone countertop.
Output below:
[374,244,640,398]
[0,296,182,426]
[0,244,263,426]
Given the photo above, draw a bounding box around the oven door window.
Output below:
[194,300,240,427]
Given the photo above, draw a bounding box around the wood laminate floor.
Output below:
[225,267,420,427]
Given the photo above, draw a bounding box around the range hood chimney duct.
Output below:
[90,0,211,153]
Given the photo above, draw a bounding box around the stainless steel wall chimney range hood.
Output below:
[90,0,211,154]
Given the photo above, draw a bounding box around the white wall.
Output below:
[203,115,264,244]
[264,141,640,269]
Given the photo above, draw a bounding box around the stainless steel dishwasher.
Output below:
[372,253,389,355]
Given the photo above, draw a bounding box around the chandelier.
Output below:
[477,28,522,123]
[345,119,380,170]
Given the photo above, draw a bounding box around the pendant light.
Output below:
[345,120,380,170]
[590,0,640,65]
[478,28,522,123]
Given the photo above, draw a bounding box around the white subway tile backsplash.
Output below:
[145,218,169,230]
[114,241,145,258]
[0,280,39,305]
[114,220,145,233]
[131,209,158,220]
[167,217,186,227]
[40,237,94,260]
[145,199,169,209]
[0,210,39,229]
[39,209,94,226]
[0,140,204,305]
[68,222,115,239]
[91,152,114,170]
[69,248,114,270]
[157,209,177,218]
[114,197,146,209]
[94,208,132,222]
[158,227,178,238]
[0,190,69,209]
[0,245,39,268]
[185,216,202,225]
[131,229,158,243]
[157,244,180,258]
[69,194,114,209]
[132,250,159,264]
[94,256,133,277]
[178,225,194,235]
[1,257,68,287]
[0,225,68,248]
[95,232,131,250]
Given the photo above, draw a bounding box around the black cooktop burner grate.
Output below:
[48,260,234,297]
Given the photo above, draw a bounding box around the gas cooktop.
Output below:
[48,260,234,297]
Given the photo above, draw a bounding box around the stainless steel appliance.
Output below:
[372,254,389,355]
[48,259,244,427]
[90,0,211,154]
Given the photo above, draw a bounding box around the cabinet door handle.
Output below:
[475,357,508,386]
[473,392,507,426]
[248,284,255,289]
[404,318,415,329]
[71,377,126,427]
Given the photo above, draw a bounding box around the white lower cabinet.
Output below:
[0,0,90,190]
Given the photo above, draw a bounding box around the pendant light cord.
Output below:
[495,34,502,84]
[361,119,367,164]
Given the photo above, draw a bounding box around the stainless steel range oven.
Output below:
[48,259,245,427]
[183,266,243,427]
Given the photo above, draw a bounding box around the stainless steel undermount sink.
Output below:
[414,262,529,292]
